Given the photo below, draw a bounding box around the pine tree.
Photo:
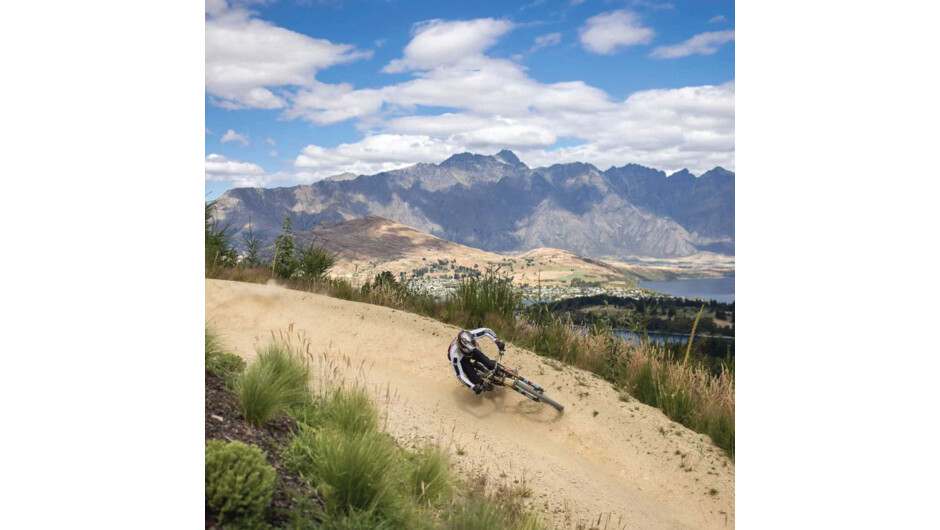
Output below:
[241,219,263,268]
[273,217,297,279]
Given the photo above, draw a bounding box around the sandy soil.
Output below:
[206,279,735,529]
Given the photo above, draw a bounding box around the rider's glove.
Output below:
[495,340,506,352]
[472,385,483,395]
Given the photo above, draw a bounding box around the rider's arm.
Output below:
[469,327,499,343]
[470,327,505,352]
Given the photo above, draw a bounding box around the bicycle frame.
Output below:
[478,349,547,401]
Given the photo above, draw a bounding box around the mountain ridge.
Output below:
[215,150,734,259]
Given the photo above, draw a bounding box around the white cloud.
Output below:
[382,18,514,73]
[294,134,464,181]
[631,0,674,10]
[205,153,275,187]
[269,150,278,157]
[205,12,734,184]
[579,10,654,55]
[651,30,735,59]
[531,32,562,53]
[265,137,276,146]
[205,1,371,109]
[284,81,384,125]
[220,129,249,145]
[708,15,728,24]
[206,127,214,134]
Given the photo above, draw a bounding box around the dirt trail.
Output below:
[206,280,734,529]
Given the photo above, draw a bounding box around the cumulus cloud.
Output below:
[220,129,249,145]
[205,153,275,187]
[579,11,654,55]
[206,11,734,184]
[294,134,464,181]
[382,18,514,73]
[651,30,735,59]
[708,15,728,24]
[205,0,371,109]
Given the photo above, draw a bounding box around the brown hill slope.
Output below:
[296,216,731,286]
[206,279,735,529]
[294,216,646,286]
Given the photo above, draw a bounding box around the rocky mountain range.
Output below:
[213,150,734,259]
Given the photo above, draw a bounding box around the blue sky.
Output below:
[205,0,734,197]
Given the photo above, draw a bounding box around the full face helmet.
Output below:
[457,330,477,354]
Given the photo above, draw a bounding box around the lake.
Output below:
[639,276,735,304]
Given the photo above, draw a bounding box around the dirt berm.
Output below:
[206,279,735,528]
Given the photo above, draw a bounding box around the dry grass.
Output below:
[206,265,272,284]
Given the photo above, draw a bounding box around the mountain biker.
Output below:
[447,328,505,395]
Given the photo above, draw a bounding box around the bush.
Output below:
[205,325,245,385]
[205,440,276,526]
[297,239,338,283]
[237,342,311,426]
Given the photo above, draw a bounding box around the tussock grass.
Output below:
[205,325,245,385]
[285,429,409,524]
[444,496,543,530]
[406,446,455,505]
[237,342,311,426]
[449,271,521,328]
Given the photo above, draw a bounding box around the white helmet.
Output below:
[457,331,477,354]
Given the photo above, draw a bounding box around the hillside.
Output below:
[206,279,735,528]
[214,150,734,259]
[290,216,728,286]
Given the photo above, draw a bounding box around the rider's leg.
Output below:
[460,357,484,386]
[470,349,497,371]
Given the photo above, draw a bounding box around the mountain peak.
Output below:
[700,166,735,179]
[667,169,695,179]
[494,149,526,167]
[440,150,527,169]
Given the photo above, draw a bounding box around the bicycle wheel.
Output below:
[514,380,564,411]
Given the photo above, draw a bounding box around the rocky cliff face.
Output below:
[213,150,734,259]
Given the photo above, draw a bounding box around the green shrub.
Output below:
[284,430,403,521]
[237,342,311,426]
[205,325,245,384]
[297,239,338,283]
[407,447,454,505]
[205,440,276,526]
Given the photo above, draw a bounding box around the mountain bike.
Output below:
[476,349,564,411]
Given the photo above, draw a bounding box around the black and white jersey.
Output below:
[446,328,499,389]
